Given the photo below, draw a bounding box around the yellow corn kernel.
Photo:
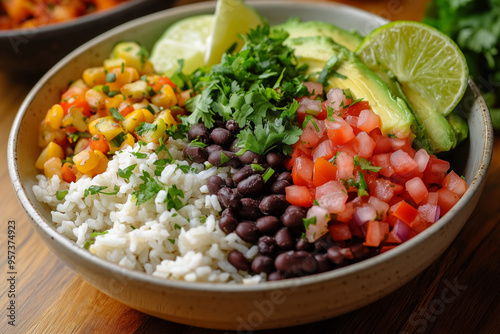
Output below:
[103,58,125,71]
[141,108,155,123]
[156,109,178,127]
[85,88,106,112]
[73,149,99,174]
[92,117,123,141]
[61,107,88,133]
[138,118,167,144]
[110,42,154,75]
[120,80,149,100]
[109,66,140,86]
[104,94,126,113]
[68,79,87,90]
[44,104,64,130]
[121,109,145,133]
[91,150,109,176]
[83,67,107,86]
[38,120,66,148]
[151,84,178,109]
[35,142,64,170]
[43,157,62,179]
[74,137,90,154]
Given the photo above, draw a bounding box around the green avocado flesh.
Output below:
[286,36,416,141]
[274,18,363,52]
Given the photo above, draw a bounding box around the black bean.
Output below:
[232,165,255,184]
[219,214,238,235]
[314,234,335,253]
[217,187,241,209]
[210,128,233,148]
[208,150,240,168]
[237,174,266,197]
[225,177,235,188]
[183,145,208,163]
[327,246,345,265]
[275,251,318,276]
[259,194,289,216]
[238,150,264,165]
[235,221,259,243]
[187,123,210,144]
[315,253,332,273]
[257,236,277,256]
[295,238,313,252]
[266,152,284,168]
[267,272,283,281]
[206,144,223,154]
[270,179,290,194]
[280,205,307,234]
[228,250,250,271]
[276,172,293,184]
[251,255,275,274]
[239,198,262,220]
[214,120,226,128]
[255,216,281,235]
[207,175,226,195]
[350,243,370,260]
[229,139,240,153]
[275,228,294,250]
[226,119,239,133]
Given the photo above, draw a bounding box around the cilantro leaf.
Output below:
[133,171,162,205]
[118,164,137,181]
[165,185,185,211]
[353,156,382,173]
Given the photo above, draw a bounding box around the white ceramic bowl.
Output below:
[8,1,494,330]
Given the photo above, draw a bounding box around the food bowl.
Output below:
[7,1,493,330]
[0,0,173,75]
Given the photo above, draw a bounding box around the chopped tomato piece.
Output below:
[329,222,352,241]
[391,200,419,225]
[89,133,110,155]
[60,86,91,117]
[313,157,338,187]
[325,116,355,146]
[437,187,460,215]
[292,155,314,187]
[312,139,335,162]
[405,177,429,204]
[285,185,314,207]
[61,162,76,183]
[357,109,381,133]
[442,171,467,197]
[390,149,417,175]
[364,221,389,247]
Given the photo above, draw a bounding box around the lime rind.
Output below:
[356,20,469,116]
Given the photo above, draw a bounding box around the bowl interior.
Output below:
[7,0,494,328]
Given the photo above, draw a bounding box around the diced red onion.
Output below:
[433,205,441,223]
[303,82,323,99]
[353,205,377,226]
[297,97,322,114]
[414,148,430,172]
[393,219,411,242]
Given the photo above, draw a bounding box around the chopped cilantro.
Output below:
[133,171,162,205]
[303,216,317,230]
[109,107,125,121]
[168,238,176,245]
[118,164,137,181]
[135,122,157,136]
[84,185,119,197]
[353,156,382,173]
[219,151,229,165]
[174,223,181,229]
[84,231,108,250]
[388,133,397,138]
[251,164,264,171]
[109,132,126,148]
[106,73,116,83]
[262,168,275,183]
[165,185,185,211]
[56,190,68,200]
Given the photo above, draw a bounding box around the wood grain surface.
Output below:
[1,1,499,333]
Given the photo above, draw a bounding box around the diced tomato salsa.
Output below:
[286,87,467,247]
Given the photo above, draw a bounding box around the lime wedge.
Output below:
[150,15,214,76]
[204,0,265,66]
[356,21,468,117]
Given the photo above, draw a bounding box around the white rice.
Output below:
[33,139,264,284]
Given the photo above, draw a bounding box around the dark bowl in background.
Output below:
[0,0,174,75]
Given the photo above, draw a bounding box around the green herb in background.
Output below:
[424,0,500,129]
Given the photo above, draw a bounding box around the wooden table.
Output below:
[1,1,499,333]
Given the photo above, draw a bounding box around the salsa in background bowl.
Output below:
[0,0,173,75]
[7,1,493,329]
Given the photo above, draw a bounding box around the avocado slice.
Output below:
[366,63,458,153]
[274,17,363,52]
[286,36,416,140]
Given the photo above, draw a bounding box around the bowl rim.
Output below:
[7,0,495,293]
[0,0,156,36]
